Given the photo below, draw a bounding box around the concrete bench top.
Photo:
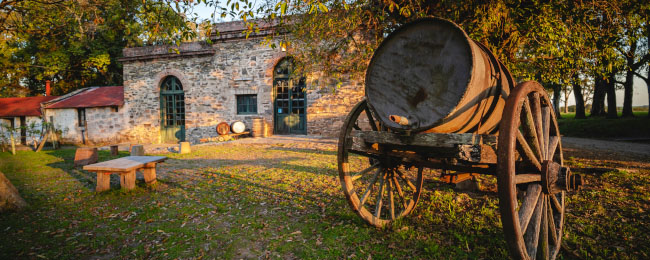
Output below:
[83,156,167,172]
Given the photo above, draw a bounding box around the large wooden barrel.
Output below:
[365,18,515,134]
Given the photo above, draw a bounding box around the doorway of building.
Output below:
[160,76,186,143]
[273,58,306,135]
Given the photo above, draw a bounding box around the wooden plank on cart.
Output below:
[352,131,497,148]
[83,156,167,172]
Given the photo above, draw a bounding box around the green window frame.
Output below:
[236,94,258,115]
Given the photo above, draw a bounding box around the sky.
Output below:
[191,4,650,108]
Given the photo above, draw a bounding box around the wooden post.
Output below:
[143,163,157,185]
[110,145,119,156]
[130,145,144,156]
[179,142,191,154]
[74,147,98,166]
[96,171,111,192]
[120,170,136,190]
[9,131,16,155]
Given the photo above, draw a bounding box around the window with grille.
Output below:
[236,94,257,114]
[77,108,86,127]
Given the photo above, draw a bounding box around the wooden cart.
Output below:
[337,18,583,260]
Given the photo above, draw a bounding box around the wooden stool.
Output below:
[130,145,144,156]
[110,145,119,156]
[74,147,98,166]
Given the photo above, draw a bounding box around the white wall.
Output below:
[44,108,81,143]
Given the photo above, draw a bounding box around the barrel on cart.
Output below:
[337,18,583,260]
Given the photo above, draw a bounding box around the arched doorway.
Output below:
[273,58,306,134]
[160,76,185,143]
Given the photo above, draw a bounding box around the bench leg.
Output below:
[120,170,136,190]
[96,171,111,192]
[143,166,157,185]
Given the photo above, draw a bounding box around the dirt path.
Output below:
[562,136,650,161]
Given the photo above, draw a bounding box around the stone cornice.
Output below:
[119,42,215,62]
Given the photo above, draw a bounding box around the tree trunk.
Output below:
[591,76,606,116]
[622,68,635,117]
[563,86,569,113]
[0,172,28,212]
[572,76,586,119]
[9,131,16,155]
[647,76,650,118]
[606,74,618,119]
[552,83,562,118]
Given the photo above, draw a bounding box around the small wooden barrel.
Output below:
[230,121,246,134]
[216,122,230,135]
[251,118,264,138]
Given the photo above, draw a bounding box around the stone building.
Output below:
[119,20,364,144]
[42,86,125,144]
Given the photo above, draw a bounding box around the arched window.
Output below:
[160,76,185,142]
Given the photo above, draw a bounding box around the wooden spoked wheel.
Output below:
[497,82,565,260]
[338,100,424,227]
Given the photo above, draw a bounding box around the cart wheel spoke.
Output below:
[364,107,378,131]
[374,174,386,218]
[529,93,546,159]
[359,168,382,208]
[541,107,550,160]
[388,178,395,220]
[539,195,549,260]
[519,184,542,233]
[520,98,544,162]
[516,130,542,171]
[395,169,416,190]
[350,162,380,181]
[392,176,408,209]
[549,191,562,212]
[547,136,559,163]
[547,197,558,246]
[524,193,544,258]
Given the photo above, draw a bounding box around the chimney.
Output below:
[45,80,51,96]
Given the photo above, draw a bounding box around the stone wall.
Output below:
[122,37,364,143]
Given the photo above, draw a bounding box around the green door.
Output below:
[274,59,306,135]
[160,76,185,143]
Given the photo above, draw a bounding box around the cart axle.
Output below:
[542,161,583,193]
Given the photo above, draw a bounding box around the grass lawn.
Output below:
[1,143,649,259]
[558,111,649,139]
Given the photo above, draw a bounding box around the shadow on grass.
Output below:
[267,146,337,156]
[44,149,135,191]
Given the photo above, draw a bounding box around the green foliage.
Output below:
[0,0,197,97]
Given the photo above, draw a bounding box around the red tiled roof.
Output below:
[46,86,124,109]
[0,96,59,117]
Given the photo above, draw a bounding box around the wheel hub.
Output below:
[541,160,583,193]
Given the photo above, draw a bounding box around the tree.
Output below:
[0,0,197,97]
[616,1,649,117]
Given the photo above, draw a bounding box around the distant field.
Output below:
[558,111,649,139]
